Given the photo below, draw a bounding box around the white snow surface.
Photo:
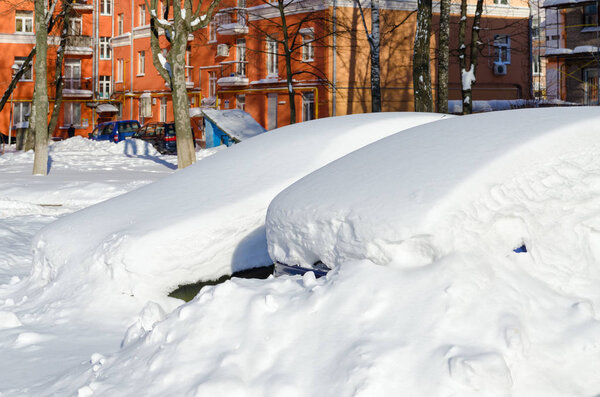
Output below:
[3,109,600,396]
[33,113,445,303]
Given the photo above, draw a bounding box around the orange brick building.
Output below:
[0,0,531,141]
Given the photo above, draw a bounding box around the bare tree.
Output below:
[412,0,432,112]
[146,0,221,169]
[355,0,381,112]
[48,0,73,137]
[458,0,484,114]
[436,0,450,113]
[241,0,333,124]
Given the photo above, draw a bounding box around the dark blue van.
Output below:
[89,120,140,143]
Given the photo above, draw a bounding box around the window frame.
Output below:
[139,4,146,26]
[15,11,33,33]
[302,32,315,62]
[266,37,278,76]
[117,58,124,82]
[208,71,217,97]
[100,0,112,16]
[99,75,111,99]
[14,57,32,81]
[99,37,112,60]
[302,92,315,122]
[118,13,124,35]
[236,38,246,76]
[138,51,145,76]
[13,102,31,127]
[64,102,82,127]
[493,34,511,65]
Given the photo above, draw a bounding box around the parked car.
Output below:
[133,122,195,154]
[89,120,140,143]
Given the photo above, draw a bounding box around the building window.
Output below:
[15,11,33,33]
[532,16,540,40]
[138,51,145,75]
[584,68,599,105]
[584,4,598,26]
[209,21,217,42]
[99,37,111,59]
[99,76,111,99]
[236,94,245,110]
[208,71,217,97]
[118,14,124,35]
[139,4,146,26]
[117,58,124,82]
[186,48,193,83]
[64,59,81,89]
[160,97,167,122]
[266,37,278,76]
[302,32,314,62]
[236,39,246,76]
[69,16,82,35]
[494,0,508,5]
[14,57,32,81]
[302,92,314,121]
[532,55,540,75]
[493,35,511,64]
[100,0,112,15]
[140,95,152,118]
[64,102,82,126]
[13,102,31,127]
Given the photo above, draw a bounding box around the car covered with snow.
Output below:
[266,107,600,275]
[33,112,448,301]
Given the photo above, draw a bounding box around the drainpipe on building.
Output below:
[130,0,134,119]
[332,0,337,117]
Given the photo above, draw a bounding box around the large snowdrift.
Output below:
[32,113,447,301]
[266,107,600,269]
[60,108,600,396]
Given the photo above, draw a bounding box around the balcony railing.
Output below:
[216,8,248,35]
[65,35,93,48]
[62,78,93,97]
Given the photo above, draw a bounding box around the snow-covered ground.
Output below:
[2,108,600,396]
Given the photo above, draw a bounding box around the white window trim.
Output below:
[493,35,511,65]
[208,21,217,43]
[99,37,112,60]
[99,76,111,99]
[208,71,217,97]
[138,51,145,76]
[15,11,33,34]
[139,4,146,27]
[100,0,112,16]
[116,59,124,83]
[118,14,124,35]
[302,33,314,62]
[14,58,32,81]
[266,37,278,76]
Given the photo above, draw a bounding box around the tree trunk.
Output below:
[370,0,381,112]
[33,0,50,175]
[170,11,196,169]
[459,0,483,115]
[436,0,450,113]
[48,1,71,137]
[278,0,296,124]
[413,0,433,112]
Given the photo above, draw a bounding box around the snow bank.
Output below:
[59,107,600,396]
[266,107,600,269]
[32,113,447,301]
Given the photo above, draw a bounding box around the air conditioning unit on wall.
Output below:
[493,62,507,76]
[216,44,229,57]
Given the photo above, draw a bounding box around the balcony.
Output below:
[65,35,93,56]
[217,74,249,87]
[72,0,93,12]
[63,78,94,98]
[216,8,248,35]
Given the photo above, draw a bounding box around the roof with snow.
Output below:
[201,109,266,142]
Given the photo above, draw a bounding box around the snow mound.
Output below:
[50,136,160,156]
[32,113,448,302]
[266,107,600,269]
[58,108,600,396]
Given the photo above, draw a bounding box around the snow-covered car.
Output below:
[266,107,600,275]
[33,112,448,301]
